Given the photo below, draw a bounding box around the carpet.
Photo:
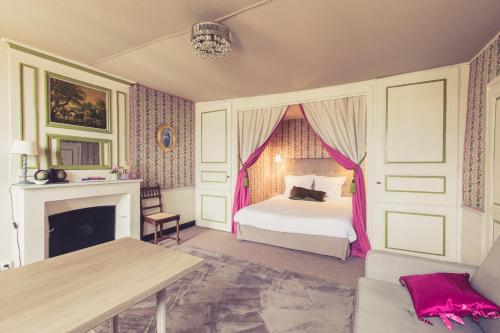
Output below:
[89,246,356,333]
[160,226,364,289]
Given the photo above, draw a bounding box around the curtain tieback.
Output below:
[350,153,367,193]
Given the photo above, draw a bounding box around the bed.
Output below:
[235,158,356,260]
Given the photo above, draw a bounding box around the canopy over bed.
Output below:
[233,96,371,258]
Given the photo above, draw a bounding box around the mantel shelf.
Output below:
[12,179,142,190]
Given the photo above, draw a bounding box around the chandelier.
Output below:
[191,22,231,60]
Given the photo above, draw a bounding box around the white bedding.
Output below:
[234,195,357,242]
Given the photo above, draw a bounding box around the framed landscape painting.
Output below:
[46,72,111,133]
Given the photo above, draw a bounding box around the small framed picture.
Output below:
[157,124,176,152]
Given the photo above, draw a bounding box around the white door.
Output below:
[372,66,460,261]
[195,102,232,232]
[485,75,500,253]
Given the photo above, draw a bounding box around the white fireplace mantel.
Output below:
[11,180,142,266]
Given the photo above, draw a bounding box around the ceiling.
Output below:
[1,0,499,102]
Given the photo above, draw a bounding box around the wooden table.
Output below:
[0,237,203,333]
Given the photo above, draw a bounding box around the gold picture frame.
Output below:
[45,71,112,133]
[157,124,176,152]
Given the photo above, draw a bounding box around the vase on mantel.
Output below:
[110,173,120,181]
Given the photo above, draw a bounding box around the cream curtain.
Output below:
[238,106,288,162]
[302,96,367,163]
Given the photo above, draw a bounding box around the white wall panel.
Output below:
[116,91,128,165]
[386,80,446,163]
[20,64,39,169]
[201,171,227,183]
[1,41,132,267]
[386,175,445,194]
[201,109,227,163]
[386,211,445,256]
[373,66,460,261]
[493,98,500,205]
[494,220,500,243]
[201,195,227,223]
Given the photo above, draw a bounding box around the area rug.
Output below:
[89,246,356,333]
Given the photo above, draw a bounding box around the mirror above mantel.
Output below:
[46,134,111,170]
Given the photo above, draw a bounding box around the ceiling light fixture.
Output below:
[191,22,231,60]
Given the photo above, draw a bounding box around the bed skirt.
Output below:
[236,224,351,260]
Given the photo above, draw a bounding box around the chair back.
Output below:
[140,186,163,218]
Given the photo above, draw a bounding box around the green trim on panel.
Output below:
[8,42,133,85]
[46,133,112,170]
[19,63,40,169]
[385,210,446,256]
[116,91,129,164]
[385,79,447,164]
[45,71,112,134]
[201,109,228,164]
[201,171,228,183]
[116,92,120,164]
[494,220,500,243]
[493,97,500,206]
[384,175,446,194]
[201,194,227,223]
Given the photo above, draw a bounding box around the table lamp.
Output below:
[11,140,38,184]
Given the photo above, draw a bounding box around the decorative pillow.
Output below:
[289,186,326,202]
[313,176,346,201]
[399,272,500,330]
[283,174,314,197]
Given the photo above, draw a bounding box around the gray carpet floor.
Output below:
[89,245,356,333]
[160,226,364,289]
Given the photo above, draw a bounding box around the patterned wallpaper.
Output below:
[248,118,329,203]
[462,35,500,211]
[129,83,195,189]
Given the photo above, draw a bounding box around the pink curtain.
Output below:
[300,104,371,258]
[231,114,286,234]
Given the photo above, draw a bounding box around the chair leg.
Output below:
[176,219,180,245]
[153,223,158,244]
[160,223,164,241]
[140,219,144,241]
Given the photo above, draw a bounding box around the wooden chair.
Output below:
[140,185,181,245]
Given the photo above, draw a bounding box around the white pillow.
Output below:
[283,174,315,197]
[314,176,347,201]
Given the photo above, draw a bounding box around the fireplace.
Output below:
[10,179,141,265]
[49,206,116,257]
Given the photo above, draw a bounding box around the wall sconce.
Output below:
[274,154,282,164]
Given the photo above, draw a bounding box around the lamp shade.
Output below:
[11,140,38,156]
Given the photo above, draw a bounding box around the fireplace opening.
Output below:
[48,206,115,257]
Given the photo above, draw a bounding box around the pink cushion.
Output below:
[399,273,500,330]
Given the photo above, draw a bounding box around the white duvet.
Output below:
[234,195,357,243]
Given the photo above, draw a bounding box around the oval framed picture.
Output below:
[157,124,176,152]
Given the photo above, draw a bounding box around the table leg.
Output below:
[110,316,118,333]
[156,288,167,333]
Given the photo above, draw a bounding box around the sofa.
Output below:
[354,239,500,333]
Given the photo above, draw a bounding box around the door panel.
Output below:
[386,80,446,163]
[201,110,227,163]
[485,76,500,252]
[373,67,459,261]
[196,102,232,232]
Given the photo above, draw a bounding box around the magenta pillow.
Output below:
[399,273,500,330]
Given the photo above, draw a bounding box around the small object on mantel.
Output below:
[76,177,106,182]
